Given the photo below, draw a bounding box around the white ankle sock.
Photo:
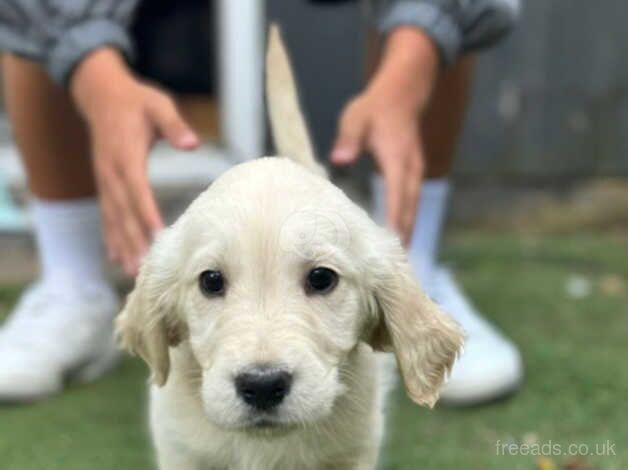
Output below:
[408,178,450,285]
[31,197,109,290]
[370,176,450,284]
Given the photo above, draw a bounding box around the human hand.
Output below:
[332,90,425,245]
[331,28,439,245]
[71,48,199,275]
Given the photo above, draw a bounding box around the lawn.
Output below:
[1,233,626,469]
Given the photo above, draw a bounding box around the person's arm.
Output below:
[332,0,520,244]
[0,0,139,85]
[71,48,199,275]
[332,27,438,244]
[372,0,521,63]
[0,2,199,275]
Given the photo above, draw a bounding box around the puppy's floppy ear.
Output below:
[115,227,187,386]
[366,242,464,408]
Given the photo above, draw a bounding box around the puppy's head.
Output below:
[116,158,463,433]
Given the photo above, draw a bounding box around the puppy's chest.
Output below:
[195,435,345,470]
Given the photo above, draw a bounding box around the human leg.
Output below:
[0,54,119,402]
[370,50,522,405]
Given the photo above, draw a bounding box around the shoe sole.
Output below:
[439,375,524,407]
[0,346,121,405]
[68,344,122,384]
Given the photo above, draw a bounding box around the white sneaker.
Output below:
[0,281,120,402]
[426,267,523,405]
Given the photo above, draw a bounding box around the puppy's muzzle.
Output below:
[235,366,293,411]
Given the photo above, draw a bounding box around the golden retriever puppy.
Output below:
[116,26,463,470]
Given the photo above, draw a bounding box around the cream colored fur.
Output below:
[116,25,463,470]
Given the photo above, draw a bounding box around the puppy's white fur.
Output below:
[117,26,463,470]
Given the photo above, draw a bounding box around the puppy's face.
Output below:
[117,158,463,433]
[183,165,368,431]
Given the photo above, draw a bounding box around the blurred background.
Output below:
[1,1,627,469]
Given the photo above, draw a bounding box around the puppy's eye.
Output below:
[306,267,338,294]
[199,270,225,296]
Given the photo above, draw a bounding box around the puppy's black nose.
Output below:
[235,367,292,411]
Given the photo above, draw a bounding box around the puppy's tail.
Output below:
[266,24,326,176]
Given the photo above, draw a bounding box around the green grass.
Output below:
[1,233,627,469]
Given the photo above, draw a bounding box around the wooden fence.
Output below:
[457,0,628,182]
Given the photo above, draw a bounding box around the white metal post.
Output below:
[218,0,265,162]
